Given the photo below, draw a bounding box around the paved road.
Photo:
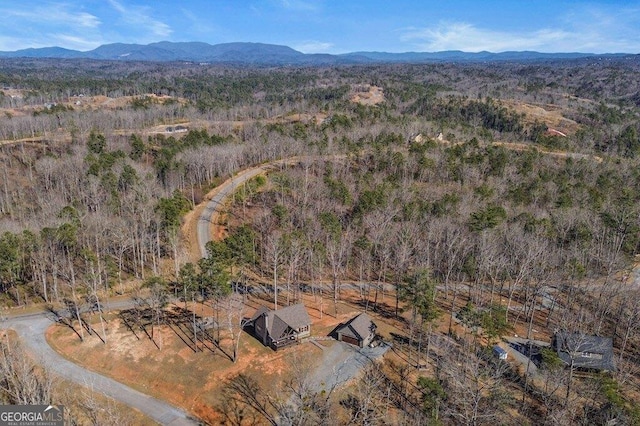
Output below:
[0,156,322,425]
[4,148,632,425]
[3,311,198,425]
[196,156,347,258]
[197,165,271,258]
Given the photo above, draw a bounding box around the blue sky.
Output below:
[1,0,639,53]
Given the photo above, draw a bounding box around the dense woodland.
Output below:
[2,56,640,425]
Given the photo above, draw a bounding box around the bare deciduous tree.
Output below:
[0,337,54,405]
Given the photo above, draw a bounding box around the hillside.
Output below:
[1,59,640,425]
[0,41,635,65]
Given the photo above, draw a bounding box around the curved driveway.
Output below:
[196,156,348,257]
[2,149,630,425]
[197,164,273,257]
[1,159,295,426]
[4,312,197,425]
[1,159,287,425]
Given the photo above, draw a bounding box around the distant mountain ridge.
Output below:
[0,41,631,64]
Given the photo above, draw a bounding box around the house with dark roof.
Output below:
[336,313,377,348]
[249,304,311,350]
[552,331,615,372]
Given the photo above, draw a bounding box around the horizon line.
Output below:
[1,41,638,56]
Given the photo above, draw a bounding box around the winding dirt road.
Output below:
[0,146,623,425]
[194,157,334,257]
[0,159,293,426]
[196,164,273,258]
[3,310,197,425]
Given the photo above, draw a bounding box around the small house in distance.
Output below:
[249,304,311,350]
[165,125,188,133]
[336,313,377,348]
[552,331,615,372]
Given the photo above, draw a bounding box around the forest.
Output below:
[1,56,640,425]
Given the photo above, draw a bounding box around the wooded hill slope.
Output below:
[1,58,640,424]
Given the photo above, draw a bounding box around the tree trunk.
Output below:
[273,263,278,310]
[192,296,198,352]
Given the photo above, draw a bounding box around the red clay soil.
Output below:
[44,292,398,424]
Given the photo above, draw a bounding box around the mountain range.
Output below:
[0,41,632,65]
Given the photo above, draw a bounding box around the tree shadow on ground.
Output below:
[118,307,159,349]
[168,305,236,360]
[47,305,84,342]
[350,299,406,324]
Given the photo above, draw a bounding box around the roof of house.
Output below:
[250,306,269,323]
[553,331,615,371]
[337,312,376,341]
[251,304,311,340]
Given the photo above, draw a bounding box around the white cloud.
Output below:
[0,36,37,51]
[402,9,640,54]
[0,3,103,50]
[49,10,100,28]
[561,5,640,53]
[108,0,172,38]
[181,9,214,35]
[2,4,100,28]
[402,22,577,53]
[294,40,333,53]
[107,0,126,14]
[149,21,172,38]
[75,12,101,28]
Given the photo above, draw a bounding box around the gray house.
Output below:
[250,304,311,350]
[552,331,615,372]
[336,313,377,348]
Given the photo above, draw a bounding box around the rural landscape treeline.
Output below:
[1,55,640,424]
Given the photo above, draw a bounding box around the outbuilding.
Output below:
[336,313,377,348]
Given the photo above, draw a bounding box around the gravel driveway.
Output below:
[4,312,197,425]
[197,165,269,257]
[308,340,391,392]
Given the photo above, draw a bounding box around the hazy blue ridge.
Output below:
[0,41,633,64]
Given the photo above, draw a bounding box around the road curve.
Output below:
[197,164,272,258]
[0,159,295,425]
[195,156,349,258]
[0,148,618,425]
[3,312,197,425]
